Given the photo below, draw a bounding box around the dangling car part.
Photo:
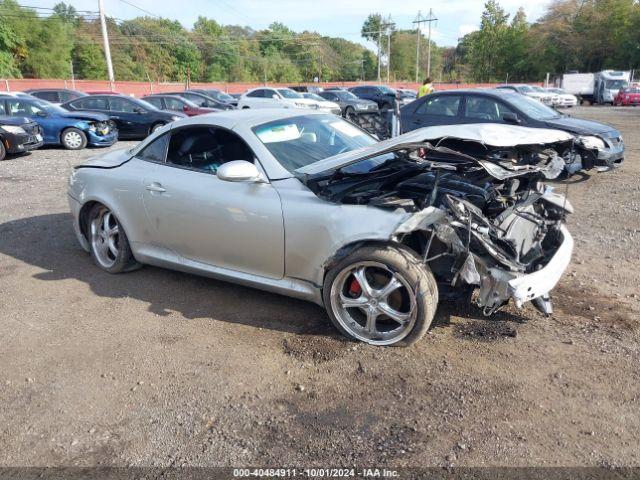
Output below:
[68,111,573,346]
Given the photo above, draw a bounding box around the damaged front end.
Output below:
[300,140,573,316]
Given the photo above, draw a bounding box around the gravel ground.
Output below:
[0,107,639,470]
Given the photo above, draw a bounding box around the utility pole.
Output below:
[377,29,382,83]
[98,0,115,90]
[425,8,437,79]
[386,16,394,84]
[413,11,424,83]
[70,59,76,90]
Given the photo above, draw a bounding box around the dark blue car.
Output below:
[0,95,117,150]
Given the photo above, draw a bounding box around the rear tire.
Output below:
[323,244,438,346]
[87,204,140,274]
[61,128,87,150]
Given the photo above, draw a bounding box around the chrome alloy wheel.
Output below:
[90,207,120,269]
[64,130,84,149]
[330,261,417,345]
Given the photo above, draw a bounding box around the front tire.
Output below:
[323,245,438,346]
[88,204,139,273]
[344,106,356,120]
[61,128,87,150]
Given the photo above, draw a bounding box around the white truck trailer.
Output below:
[562,70,630,104]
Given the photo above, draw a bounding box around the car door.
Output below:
[141,124,285,279]
[107,97,148,137]
[401,94,463,132]
[6,99,56,143]
[461,95,517,125]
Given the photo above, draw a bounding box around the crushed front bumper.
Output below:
[87,129,118,147]
[477,225,573,312]
[4,131,44,154]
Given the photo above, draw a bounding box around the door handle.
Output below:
[145,182,166,193]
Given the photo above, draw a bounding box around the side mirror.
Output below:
[502,112,521,124]
[272,94,279,100]
[183,105,189,112]
[217,160,265,183]
[36,111,48,117]
[133,107,145,114]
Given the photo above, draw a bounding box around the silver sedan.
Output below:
[68,110,572,346]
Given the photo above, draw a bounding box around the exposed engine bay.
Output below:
[302,137,574,316]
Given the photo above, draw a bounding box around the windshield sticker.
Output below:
[255,123,300,143]
[330,121,363,138]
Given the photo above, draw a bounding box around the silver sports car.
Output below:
[68,110,573,346]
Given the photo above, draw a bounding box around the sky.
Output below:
[29,0,551,48]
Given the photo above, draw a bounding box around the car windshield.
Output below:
[253,114,377,172]
[335,91,358,100]
[503,92,560,119]
[278,89,303,99]
[303,93,325,101]
[131,97,160,111]
[531,86,545,92]
[36,101,67,114]
[378,86,397,94]
[203,89,234,101]
[606,80,628,90]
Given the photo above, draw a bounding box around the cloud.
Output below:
[459,24,478,37]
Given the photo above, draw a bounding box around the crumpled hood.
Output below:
[297,123,574,176]
[544,116,617,136]
[74,148,131,169]
[59,111,111,122]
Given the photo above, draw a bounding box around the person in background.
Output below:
[418,77,434,98]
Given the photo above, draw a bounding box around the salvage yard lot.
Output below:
[0,106,639,467]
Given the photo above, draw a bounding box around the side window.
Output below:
[109,98,138,113]
[323,93,338,101]
[464,96,514,121]
[59,91,73,103]
[34,91,59,102]
[265,89,278,98]
[415,95,461,117]
[7,100,43,116]
[144,97,164,109]
[165,126,254,174]
[351,87,362,95]
[164,97,185,110]
[73,97,108,110]
[136,133,169,163]
[247,89,264,98]
[0,101,5,115]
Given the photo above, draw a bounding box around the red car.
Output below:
[613,86,640,106]
[142,94,220,116]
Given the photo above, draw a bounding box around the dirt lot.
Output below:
[0,106,639,470]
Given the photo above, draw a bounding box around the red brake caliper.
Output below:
[349,277,362,296]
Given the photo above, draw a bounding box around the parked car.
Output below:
[300,93,341,115]
[68,110,573,346]
[317,90,378,118]
[495,84,553,105]
[323,86,348,91]
[397,88,417,106]
[613,86,640,106]
[349,85,398,110]
[400,89,624,172]
[237,87,319,110]
[531,86,559,106]
[142,94,220,116]
[0,115,43,160]
[188,88,238,107]
[25,88,87,105]
[162,91,233,110]
[86,90,120,95]
[0,96,116,150]
[289,85,324,94]
[62,94,185,139]
[545,88,578,108]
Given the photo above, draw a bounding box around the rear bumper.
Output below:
[477,225,573,310]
